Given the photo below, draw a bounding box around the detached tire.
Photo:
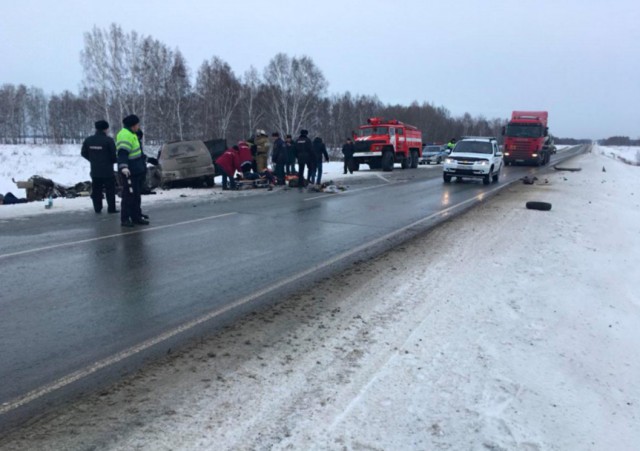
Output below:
[526,201,552,211]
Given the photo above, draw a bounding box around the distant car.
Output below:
[419,145,448,164]
[443,137,503,185]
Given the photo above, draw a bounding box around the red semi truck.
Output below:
[502,111,555,166]
[352,117,423,171]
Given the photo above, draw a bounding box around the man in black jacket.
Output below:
[294,129,313,189]
[342,137,355,174]
[81,120,118,213]
[310,136,329,185]
[271,132,287,185]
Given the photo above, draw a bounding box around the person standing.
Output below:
[271,132,287,186]
[116,114,148,227]
[215,146,242,190]
[81,120,118,214]
[446,138,457,152]
[254,130,270,172]
[310,136,329,185]
[285,134,296,175]
[294,129,313,189]
[342,137,355,174]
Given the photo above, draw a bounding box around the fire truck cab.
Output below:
[352,117,423,171]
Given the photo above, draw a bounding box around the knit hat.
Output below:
[95,120,109,130]
[123,114,140,128]
[300,129,309,136]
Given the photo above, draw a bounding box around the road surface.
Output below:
[0,145,585,432]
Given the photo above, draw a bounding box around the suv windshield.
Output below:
[505,124,543,138]
[358,127,388,137]
[453,141,493,154]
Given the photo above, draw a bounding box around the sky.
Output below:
[1,0,638,139]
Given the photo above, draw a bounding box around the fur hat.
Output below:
[94,120,109,130]
[122,114,140,128]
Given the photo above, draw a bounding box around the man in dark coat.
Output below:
[271,132,287,185]
[294,129,313,189]
[285,134,296,175]
[81,120,118,213]
[342,137,355,174]
[310,136,329,185]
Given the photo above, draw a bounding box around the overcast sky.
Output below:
[1,0,638,139]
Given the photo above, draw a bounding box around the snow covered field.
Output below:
[0,145,639,450]
[0,144,384,219]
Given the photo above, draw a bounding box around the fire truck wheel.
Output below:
[410,150,419,168]
[526,201,552,211]
[382,151,394,171]
[401,157,409,169]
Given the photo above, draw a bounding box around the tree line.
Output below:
[0,23,611,149]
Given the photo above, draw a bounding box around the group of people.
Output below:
[82,116,361,226]
[214,129,358,190]
[81,115,149,227]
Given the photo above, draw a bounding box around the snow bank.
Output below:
[0,144,437,218]
[1,149,639,450]
[595,144,640,165]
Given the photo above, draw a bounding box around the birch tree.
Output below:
[263,53,328,136]
[194,57,242,139]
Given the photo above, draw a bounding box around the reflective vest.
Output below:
[116,127,142,160]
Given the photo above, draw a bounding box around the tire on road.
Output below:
[443,173,452,183]
[410,150,419,168]
[526,201,552,211]
[382,150,394,172]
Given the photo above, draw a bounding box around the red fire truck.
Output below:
[352,118,423,171]
[502,111,555,166]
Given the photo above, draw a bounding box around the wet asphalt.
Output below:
[0,146,585,431]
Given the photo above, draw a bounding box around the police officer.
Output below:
[295,129,313,189]
[446,138,457,152]
[81,120,118,213]
[116,114,148,227]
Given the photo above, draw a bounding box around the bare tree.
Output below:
[194,57,242,139]
[25,87,49,143]
[263,53,328,137]
[239,66,266,139]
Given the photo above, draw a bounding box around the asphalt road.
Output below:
[0,145,586,431]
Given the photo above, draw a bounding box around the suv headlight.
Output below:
[444,157,455,164]
[476,159,490,165]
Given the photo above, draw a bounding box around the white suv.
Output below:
[443,137,503,185]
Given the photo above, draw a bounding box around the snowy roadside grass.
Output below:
[596,144,640,165]
[1,150,638,450]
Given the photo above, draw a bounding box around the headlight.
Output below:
[444,158,455,164]
[476,159,489,165]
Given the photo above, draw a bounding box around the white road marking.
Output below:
[0,213,237,260]
[0,184,510,416]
